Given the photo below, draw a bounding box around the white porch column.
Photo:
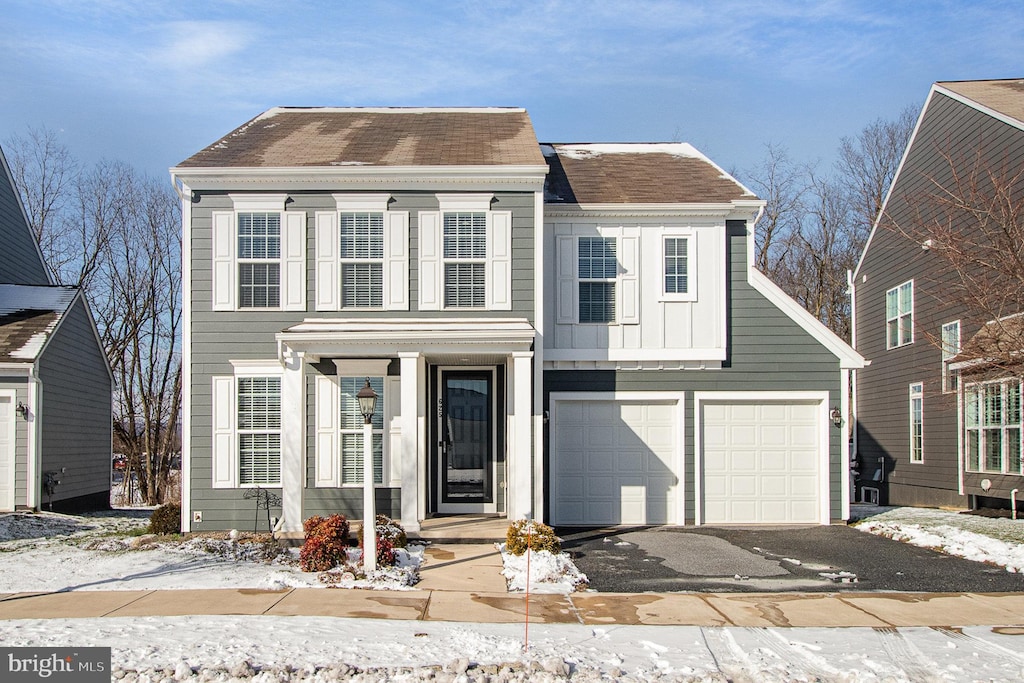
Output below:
[398,352,422,532]
[280,348,306,533]
[509,351,534,520]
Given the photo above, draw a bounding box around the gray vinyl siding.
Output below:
[188,189,537,529]
[854,91,1024,507]
[35,297,111,505]
[0,159,49,286]
[544,221,845,523]
[0,377,30,508]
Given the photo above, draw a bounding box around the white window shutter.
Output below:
[555,235,576,324]
[486,211,513,310]
[383,211,410,310]
[281,211,307,311]
[211,211,236,311]
[314,374,339,487]
[619,233,640,324]
[315,211,339,311]
[418,211,441,310]
[211,376,237,489]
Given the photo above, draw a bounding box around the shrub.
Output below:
[505,519,560,556]
[358,515,405,567]
[148,503,182,535]
[300,514,350,572]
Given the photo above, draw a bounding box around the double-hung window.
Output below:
[578,236,617,323]
[965,379,1023,475]
[443,212,487,308]
[909,382,923,463]
[941,320,961,393]
[238,212,281,308]
[886,281,914,349]
[339,376,384,485]
[661,232,697,301]
[237,376,282,485]
[340,212,384,308]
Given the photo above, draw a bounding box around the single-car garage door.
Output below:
[701,400,823,524]
[551,397,680,525]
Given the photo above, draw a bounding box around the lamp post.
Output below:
[357,378,378,573]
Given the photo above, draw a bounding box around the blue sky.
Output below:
[2,1,1022,181]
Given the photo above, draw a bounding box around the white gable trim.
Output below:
[747,269,865,369]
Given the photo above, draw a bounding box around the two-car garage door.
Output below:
[549,394,826,526]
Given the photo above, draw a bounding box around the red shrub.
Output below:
[299,514,350,572]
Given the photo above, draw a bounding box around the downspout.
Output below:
[1011,489,1019,520]
[847,269,858,460]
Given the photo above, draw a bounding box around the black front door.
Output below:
[438,370,493,510]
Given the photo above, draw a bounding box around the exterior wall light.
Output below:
[830,407,843,427]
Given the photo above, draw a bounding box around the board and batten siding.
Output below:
[188,189,537,529]
[0,155,49,286]
[36,297,111,507]
[544,221,844,523]
[854,91,1024,507]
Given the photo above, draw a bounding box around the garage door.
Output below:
[551,399,679,525]
[701,400,822,524]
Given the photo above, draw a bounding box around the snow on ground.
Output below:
[853,504,1024,573]
[497,544,589,594]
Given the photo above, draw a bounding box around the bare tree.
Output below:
[742,143,807,277]
[887,145,1024,371]
[5,127,182,505]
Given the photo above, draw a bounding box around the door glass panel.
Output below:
[442,373,491,502]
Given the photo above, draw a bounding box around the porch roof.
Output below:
[276,318,536,362]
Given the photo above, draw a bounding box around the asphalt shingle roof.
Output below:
[0,285,76,362]
[939,79,1024,126]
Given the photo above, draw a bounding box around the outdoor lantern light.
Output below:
[16,401,29,419]
[357,378,378,572]
[830,406,843,427]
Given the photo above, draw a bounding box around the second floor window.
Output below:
[886,280,913,349]
[578,236,617,323]
[340,212,384,307]
[443,212,487,308]
[664,236,690,296]
[238,212,281,308]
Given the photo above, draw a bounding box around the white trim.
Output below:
[548,391,686,526]
[180,182,193,529]
[532,189,545,523]
[545,347,727,362]
[333,359,391,377]
[25,374,40,509]
[693,391,831,526]
[748,269,865,369]
[333,193,392,211]
[229,359,284,375]
[885,280,914,349]
[545,200,764,220]
[0,389,17,511]
[509,351,533,521]
[228,193,288,211]
[909,382,924,463]
[280,349,305,531]
[435,366,499,514]
[435,193,494,212]
[841,368,851,521]
[659,233,697,302]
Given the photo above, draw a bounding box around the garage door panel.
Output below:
[551,399,680,525]
[702,399,822,524]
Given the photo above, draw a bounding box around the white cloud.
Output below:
[148,20,252,69]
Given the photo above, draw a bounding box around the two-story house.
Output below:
[0,144,112,512]
[171,108,863,534]
[853,79,1024,513]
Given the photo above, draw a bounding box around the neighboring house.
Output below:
[852,79,1024,511]
[171,108,863,535]
[0,144,112,512]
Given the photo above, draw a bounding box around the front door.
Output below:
[436,370,495,513]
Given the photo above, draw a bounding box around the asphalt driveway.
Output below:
[556,524,1024,593]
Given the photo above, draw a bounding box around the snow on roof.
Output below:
[0,284,77,362]
[541,142,705,160]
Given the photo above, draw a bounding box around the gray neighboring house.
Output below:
[0,145,112,512]
[852,79,1024,511]
[171,108,863,535]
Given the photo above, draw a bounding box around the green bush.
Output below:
[300,514,350,572]
[148,503,182,535]
[505,519,560,555]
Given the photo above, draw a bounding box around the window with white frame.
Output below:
[578,236,617,323]
[965,379,1023,475]
[237,376,281,485]
[443,212,487,308]
[663,236,690,297]
[909,382,923,463]
[941,320,961,393]
[339,376,384,485]
[238,212,281,308]
[886,281,914,349]
[340,212,384,307]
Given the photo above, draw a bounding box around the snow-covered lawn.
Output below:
[498,545,589,594]
[853,504,1024,573]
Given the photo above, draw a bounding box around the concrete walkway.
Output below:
[1,543,1023,628]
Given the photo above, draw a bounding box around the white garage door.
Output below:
[701,400,823,524]
[551,399,679,525]
[0,395,14,512]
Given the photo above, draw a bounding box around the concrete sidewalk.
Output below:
[1,543,1022,628]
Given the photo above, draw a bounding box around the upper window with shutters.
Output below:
[211,195,306,312]
[418,194,512,311]
[555,227,639,326]
[316,194,409,311]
